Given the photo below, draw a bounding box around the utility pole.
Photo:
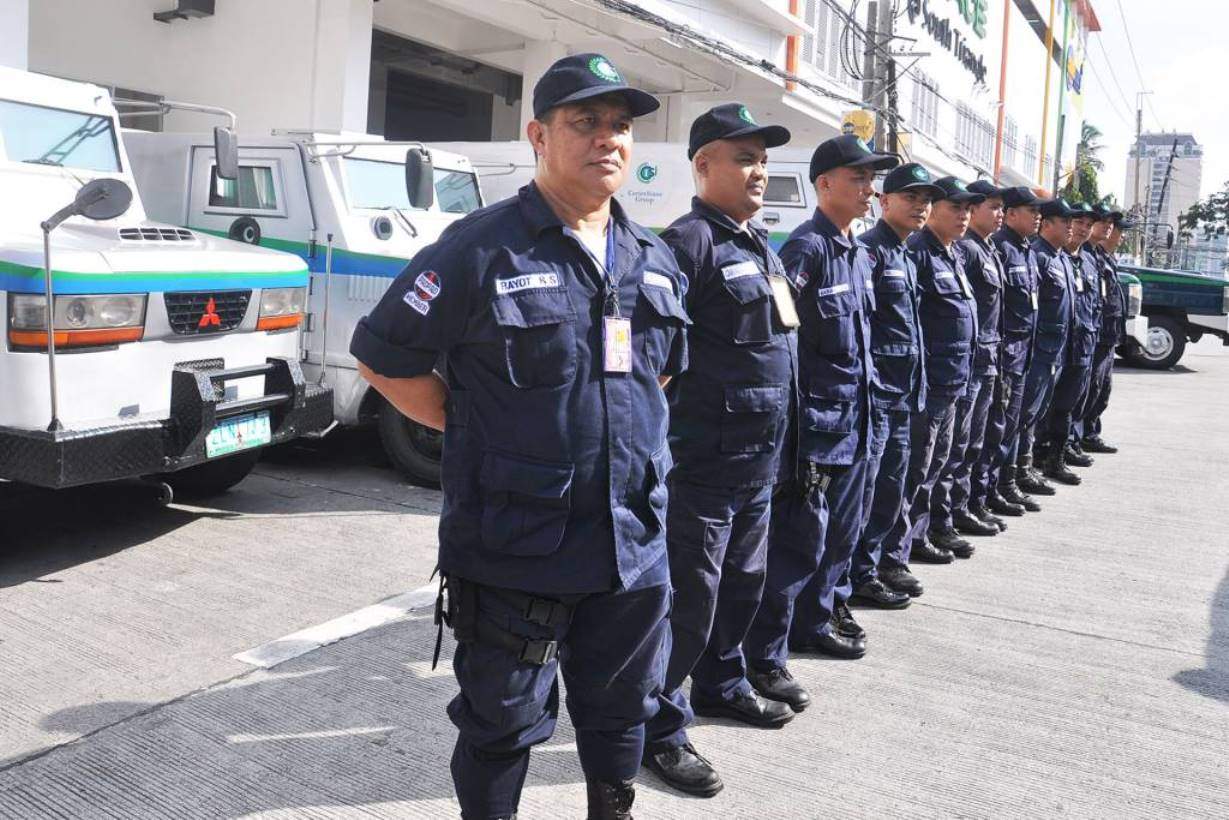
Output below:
[861,0,879,131]
[860,0,897,152]
[879,0,897,153]
[1133,91,1153,259]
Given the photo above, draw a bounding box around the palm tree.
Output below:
[1062,122,1105,205]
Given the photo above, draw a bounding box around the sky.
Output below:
[1079,0,1227,203]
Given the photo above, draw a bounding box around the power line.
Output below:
[1114,0,1162,127]
[1082,53,1132,128]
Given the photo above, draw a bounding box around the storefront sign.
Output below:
[905,0,989,84]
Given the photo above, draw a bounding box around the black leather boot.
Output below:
[999,482,1041,511]
[587,779,636,819]
[986,488,1026,516]
[1043,449,1081,485]
[1016,455,1056,496]
[1064,442,1094,467]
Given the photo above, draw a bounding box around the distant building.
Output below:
[1124,133,1206,260]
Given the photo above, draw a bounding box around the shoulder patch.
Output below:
[403,290,431,315]
[414,270,442,301]
[495,272,561,295]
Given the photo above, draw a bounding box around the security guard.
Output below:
[350,54,687,820]
[1079,207,1132,453]
[1017,197,1075,496]
[935,179,1007,538]
[987,186,1044,515]
[1039,201,1100,484]
[887,176,982,563]
[642,103,795,799]
[849,163,938,602]
[744,135,897,670]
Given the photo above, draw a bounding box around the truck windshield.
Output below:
[0,98,121,173]
[343,157,481,214]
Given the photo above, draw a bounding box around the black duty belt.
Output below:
[432,572,573,669]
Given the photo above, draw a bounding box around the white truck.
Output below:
[125,130,483,485]
[0,67,333,497]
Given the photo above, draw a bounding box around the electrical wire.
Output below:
[1113,0,1162,128]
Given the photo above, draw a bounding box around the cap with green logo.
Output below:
[687,102,791,159]
[532,52,659,119]
[881,162,944,196]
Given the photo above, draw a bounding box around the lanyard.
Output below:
[601,221,621,318]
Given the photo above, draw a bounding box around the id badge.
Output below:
[769,276,801,328]
[957,272,974,299]
[603,316,633,373]
[1075,275,1085,293]
[1030,291,1039,310]
[1101,279,1107,298]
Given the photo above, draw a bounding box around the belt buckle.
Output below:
[524,598,559,627]
[519,638,558,666]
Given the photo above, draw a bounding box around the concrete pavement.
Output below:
[1,343,1226,818]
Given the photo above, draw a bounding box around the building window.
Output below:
[802,0,861,91]
[1002,116,1019,171]
[955,103,994,168]
[1023,135,1038,178]
[910,71,939,138]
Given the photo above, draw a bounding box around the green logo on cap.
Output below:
[912,166,929,181]
[636,162,658,183]
[738,105,756,125]
[953,180,967,191]
[588,56,621,83]
[854,137,870,152]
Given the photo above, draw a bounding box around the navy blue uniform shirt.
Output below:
[662,197,797,489]
[1093,245,1125,347]
[991,226,1039,376]
[908,226,977,408]
[957,230,1005,377]
[1070,243,1103,364]
[1029,236,1074,366]
[779,207,876,466]
[350,183,689,595]
[859,219,925,412]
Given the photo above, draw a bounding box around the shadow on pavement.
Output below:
[1173,565,1229,703]
[2,614,585,815]
[1112,363,1198,376]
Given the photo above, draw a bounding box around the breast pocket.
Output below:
[930,272,967,315]
[813,284,858,356]
[721,272,774,344]
[480,450,575,557]
[721,384,786,453]
[873,276,914,344]
[490,288,578,388]
[637,282,689,373]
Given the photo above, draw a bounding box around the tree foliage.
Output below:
[1179,181,1229,240]
[1061,122,1106,205]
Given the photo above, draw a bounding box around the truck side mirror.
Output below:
[406,148,434,210]
[214,126,239,181]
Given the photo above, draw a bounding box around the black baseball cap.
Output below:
[809,135,899,182]
[967,179,1007,199]
[1002,186,1042,208]
[931,176,986,204]
[1092,203,1124,222]
[1039,197,1075,219]
[1068,201,1096,221]
[687,103,790,159]
[532,53,660,120]
[880,163,943,198]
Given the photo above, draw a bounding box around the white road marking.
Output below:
[227,726,398,743]
[233,582,438,669]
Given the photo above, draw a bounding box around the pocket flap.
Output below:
[491,289,576,328]
[1038,321,1066,335]
[481,450,574,498]
[721,272,772,305]
[932,271,963,294]
[639,282,691,323]
[724,384,787,413]
[875,275,908,293]
[872,342,916,357]
[814,283,856,317]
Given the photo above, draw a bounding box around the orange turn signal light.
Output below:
[9,327,145,349]
[256,313,303,331]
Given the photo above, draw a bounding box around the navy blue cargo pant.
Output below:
[895,397,959,551]
[449,579,670,819]
[1017,358,1062,465]
[849,406,911,586]
[647,480,771,753]
[744,459,867,669]
[983,368,1026,493]
[1042,362,1092,454]
[934,373,997,525]
[1075,345,1116,441]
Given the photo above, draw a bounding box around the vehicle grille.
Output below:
[119,227,196,241]
[164,290,251,335]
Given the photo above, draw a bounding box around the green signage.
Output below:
[955,0,988,38]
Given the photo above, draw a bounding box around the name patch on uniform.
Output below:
[495,272,561,295]
[403,290,431,316]
[934,271,956,280]
[883,269,907,278]
[642,271,674,290]
[1009,265,1027,274]
[722,260,760,281]
[815,282,851,297]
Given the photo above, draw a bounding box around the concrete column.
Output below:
[663,95,693,143]
[519,39,568,135]
[0,0,29,70]
[309,0,374,132]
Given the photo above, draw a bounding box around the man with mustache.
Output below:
[744,135,898,675]
[1038,201,1100,484]
[641,103,796,798]
[350,53,687,820]
[884,177,983,565]
[986,186,1045,515]
[1018,198,1077,493]
[847,162,940,602]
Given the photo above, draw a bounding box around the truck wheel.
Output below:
[1137,315,1187,370]
[377,399,442,487]
[161,449,261,498]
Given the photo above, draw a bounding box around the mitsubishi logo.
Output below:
[198,297,222,329]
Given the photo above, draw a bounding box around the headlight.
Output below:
[257,286,306,331]
[1128,283,1142,318]
[8,293,146,348]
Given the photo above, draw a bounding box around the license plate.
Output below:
[205,411,272,458]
